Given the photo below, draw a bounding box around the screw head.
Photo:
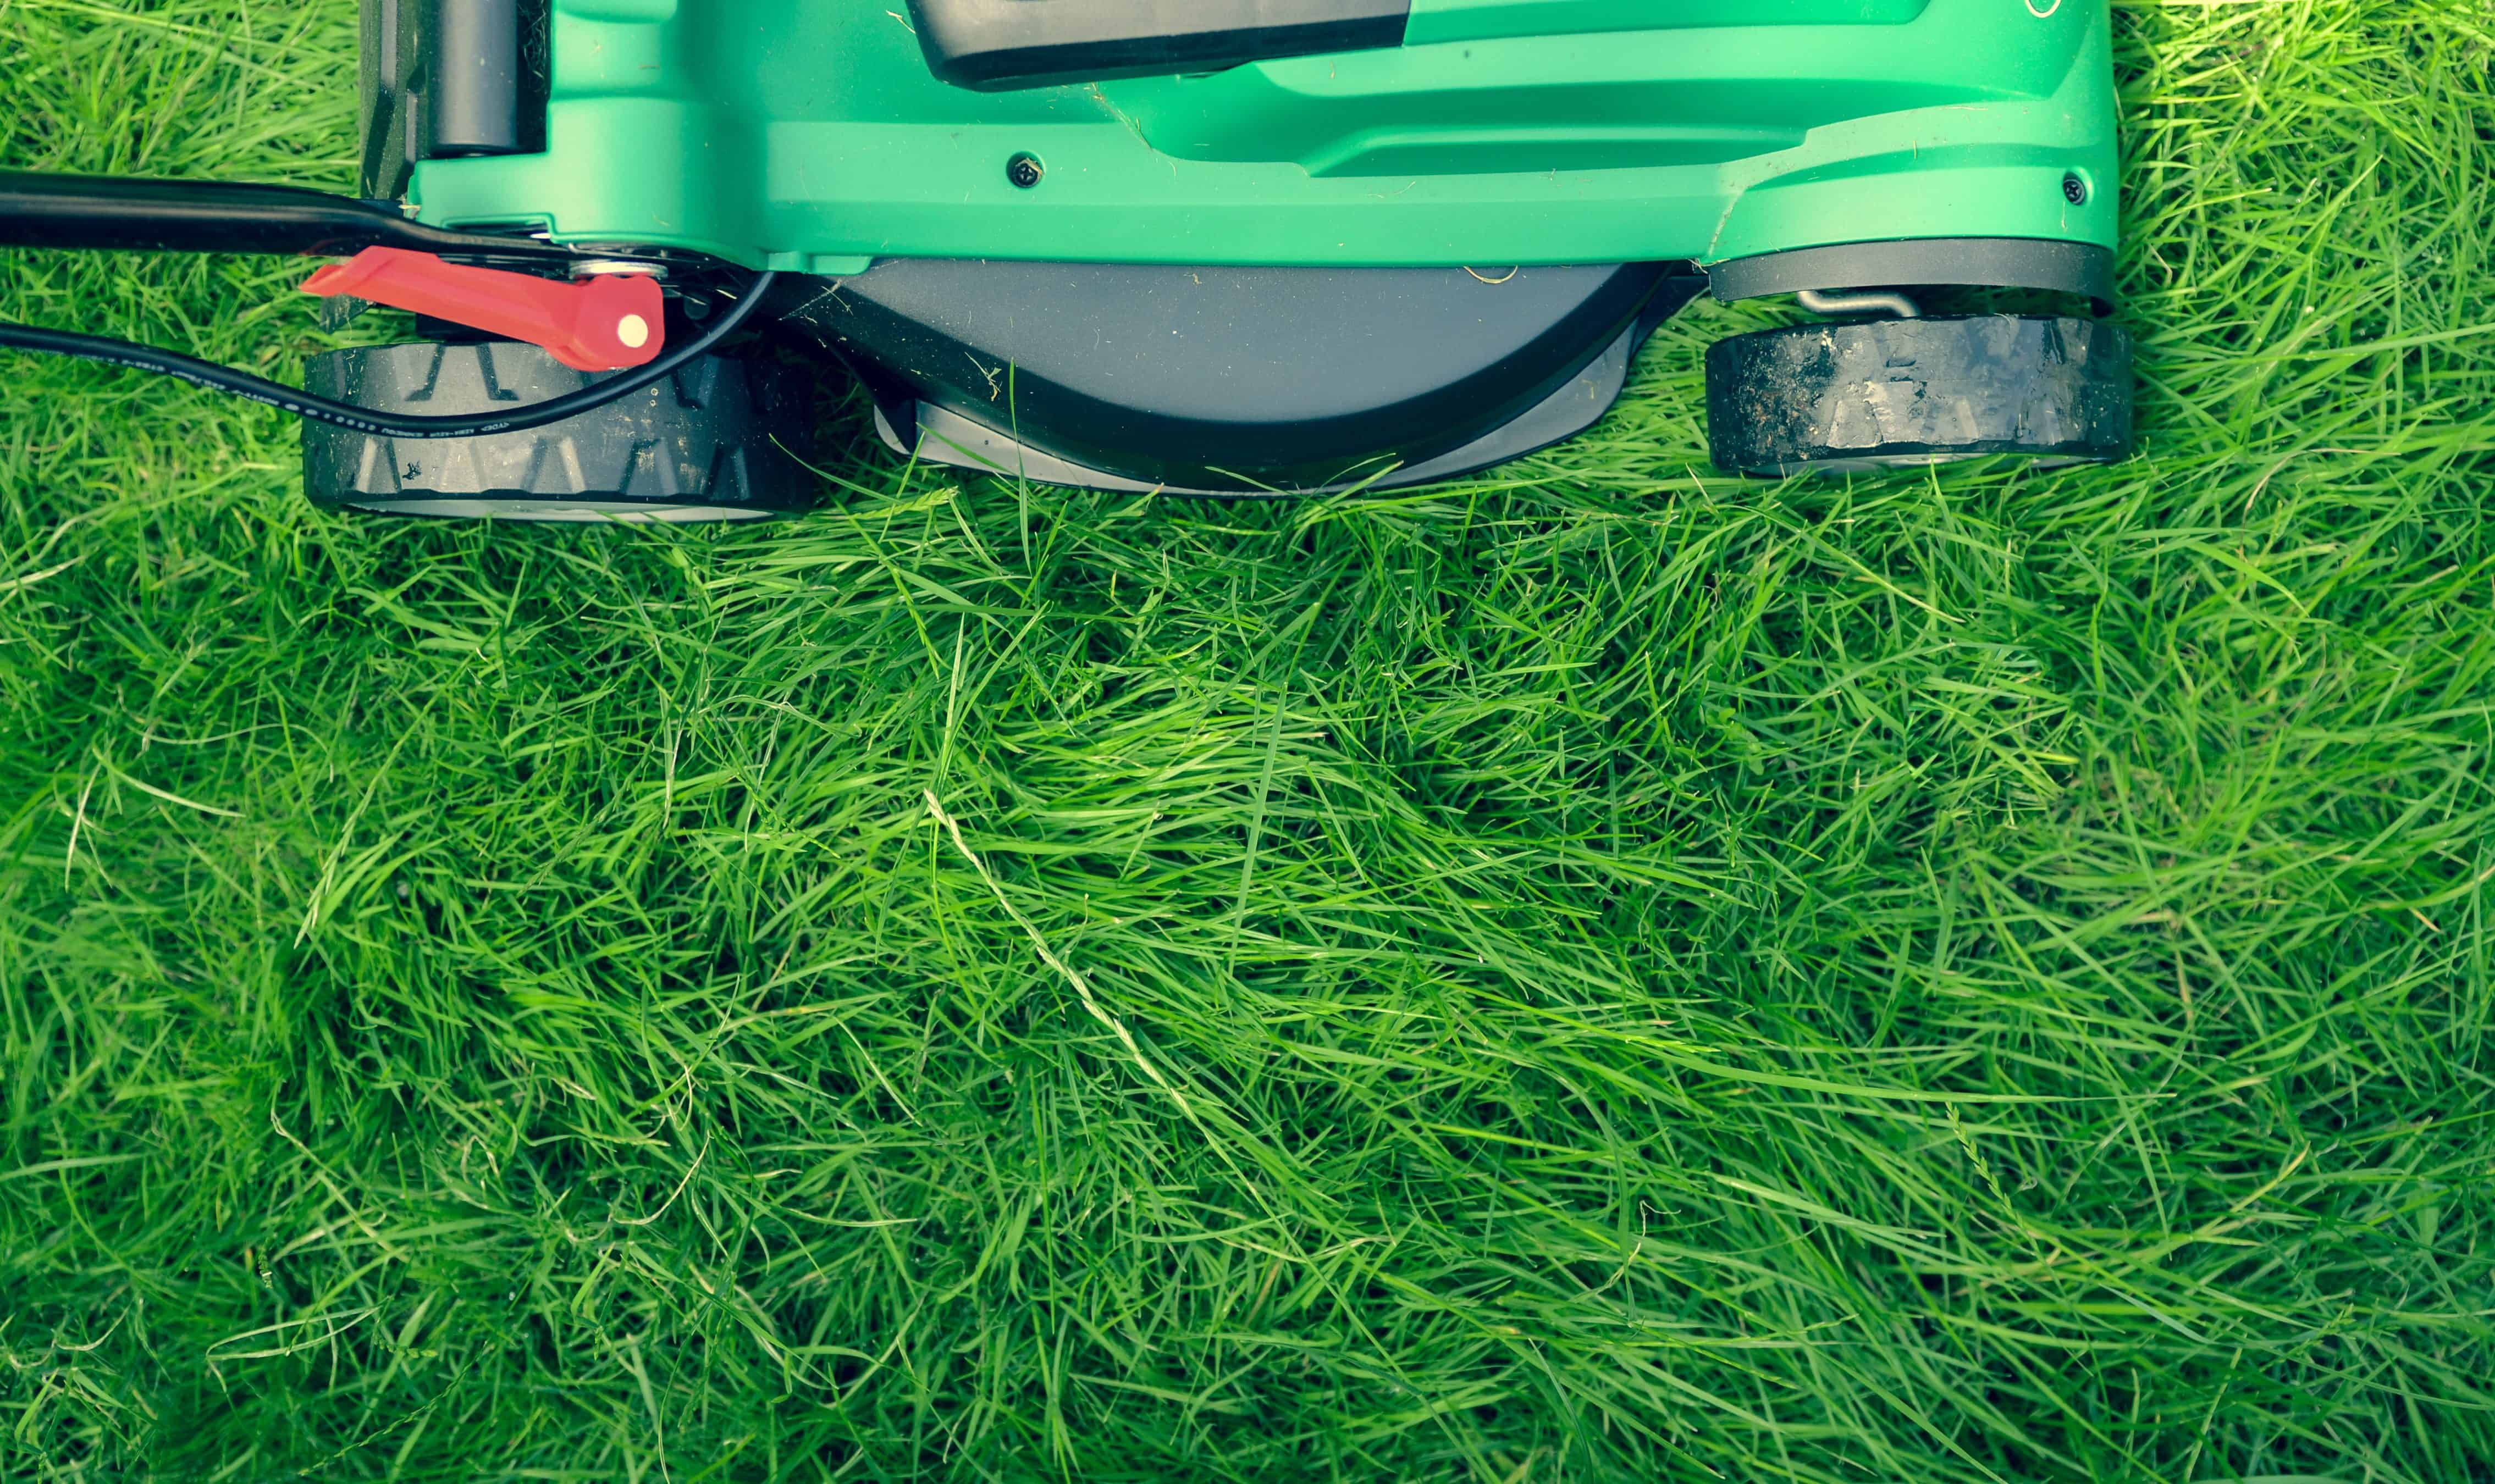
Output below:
[2062,173,2089,206]
[1007,153,1045,190]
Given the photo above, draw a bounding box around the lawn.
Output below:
[3,2,2493,1479]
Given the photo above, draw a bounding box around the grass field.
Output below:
[4,2,2494,1479]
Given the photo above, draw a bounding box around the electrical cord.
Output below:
[0,271,780,440]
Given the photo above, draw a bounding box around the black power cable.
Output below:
[0,272,780,440]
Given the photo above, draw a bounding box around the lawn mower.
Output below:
[0,0,2132,520]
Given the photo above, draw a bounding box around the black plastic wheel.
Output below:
[1704,314,2132,477]
[302,341,819,521]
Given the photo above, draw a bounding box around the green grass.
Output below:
[3,2,2494,1479]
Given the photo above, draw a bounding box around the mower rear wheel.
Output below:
[1704,314,2132,477]
[302,341,818,521]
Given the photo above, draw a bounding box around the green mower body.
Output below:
[300,0,2133,512]
[396,0,2116,277]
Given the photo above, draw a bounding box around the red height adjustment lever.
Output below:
[300,247,667,373]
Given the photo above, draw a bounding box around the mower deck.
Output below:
[394,0,2117,276]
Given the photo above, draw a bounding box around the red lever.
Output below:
[301,247,666,373]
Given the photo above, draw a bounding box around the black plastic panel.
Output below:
[880,321,1665,496]
[906,0,1409,91]
[360,0,549,200]
[428,0,525,156]
[777,259,1698,491]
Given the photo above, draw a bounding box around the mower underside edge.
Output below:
[777,259,1705,495]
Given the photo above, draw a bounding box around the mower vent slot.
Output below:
[907,0,1411,92]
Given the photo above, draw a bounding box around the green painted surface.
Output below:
[1405,0,1933,45]
[411,0,2116,270]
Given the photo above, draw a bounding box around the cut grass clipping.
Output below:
[4,3,2494,1481]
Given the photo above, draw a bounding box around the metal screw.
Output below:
[1007,153,1045,190]
[2063,173,2088,206]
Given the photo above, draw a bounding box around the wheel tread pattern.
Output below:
[303,340,816,519]
[1705,314,2133,476]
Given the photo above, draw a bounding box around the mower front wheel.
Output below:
[1704,314,2132,478]
[302,341,819,522]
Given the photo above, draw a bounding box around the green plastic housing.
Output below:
[408,0,2118,274]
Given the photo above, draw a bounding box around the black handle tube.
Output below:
[0,171,593,264]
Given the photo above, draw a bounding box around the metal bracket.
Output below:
[1707,237,2115,315]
